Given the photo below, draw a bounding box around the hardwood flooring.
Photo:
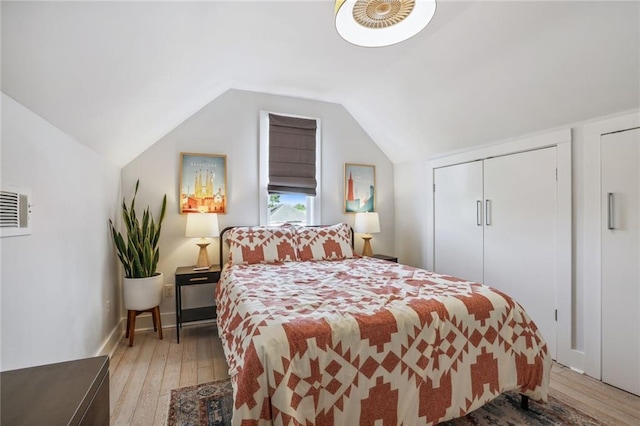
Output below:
[549,363,640,425]
[109,325,228,425]
[109,324,640,425]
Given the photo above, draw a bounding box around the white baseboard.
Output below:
[134,312,216,332]
[95,319,126,358]
[130,311,177,331]
[94,312,174,358]
[570,349,585,374]
[95,311,216,356]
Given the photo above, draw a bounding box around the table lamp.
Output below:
[185,213,220,268]
[354,212,380,257]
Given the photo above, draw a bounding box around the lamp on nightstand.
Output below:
[354,212,380,257]
[185,213,220,268]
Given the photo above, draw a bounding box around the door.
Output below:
[601,128,640,396]
[483,147,558,359]
[434,161,484,283]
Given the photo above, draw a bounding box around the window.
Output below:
[259,111,322,226]
[268,193,309,226]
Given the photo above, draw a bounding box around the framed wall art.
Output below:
[180,153,227,214]
[344,163,375,213]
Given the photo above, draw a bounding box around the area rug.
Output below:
[168,379,605,426]
[168,378,233,426]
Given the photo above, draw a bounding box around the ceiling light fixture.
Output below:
[335,0,437,47]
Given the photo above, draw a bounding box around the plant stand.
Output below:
[126,306,162,347]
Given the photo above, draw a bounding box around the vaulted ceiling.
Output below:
[2,1,638,167]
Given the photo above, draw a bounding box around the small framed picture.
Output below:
[179,153,227,214]
[344,163,375,213]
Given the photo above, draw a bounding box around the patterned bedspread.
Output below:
[215,257,551,425]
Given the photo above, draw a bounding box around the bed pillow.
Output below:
[228,226,298,265]
[295,223,354,261]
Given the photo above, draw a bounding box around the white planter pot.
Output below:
[123,273,164,311]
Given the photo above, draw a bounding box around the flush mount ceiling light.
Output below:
[335,0,437,47]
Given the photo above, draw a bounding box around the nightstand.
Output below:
[174,265,221,343]
[372,254,398,263]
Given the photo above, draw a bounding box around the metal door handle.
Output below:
[607,192,615,230]
[485,200,491,226]
[476,200,482,226]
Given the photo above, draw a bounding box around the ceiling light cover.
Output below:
[335,0,436,47]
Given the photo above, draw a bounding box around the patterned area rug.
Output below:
[168,379,233,426]
[168,379,605,426]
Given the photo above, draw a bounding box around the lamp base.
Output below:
[195,242,211,268]
[361,236,373,257]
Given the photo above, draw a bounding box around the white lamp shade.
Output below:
[335,0,437,48]
[185,213,220,238]
[354,212,380,234]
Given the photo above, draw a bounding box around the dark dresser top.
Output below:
[1,355,109,426]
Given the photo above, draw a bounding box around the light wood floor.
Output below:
[109,324,640,425]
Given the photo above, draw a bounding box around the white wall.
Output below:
[1,94,121,371]
[393,161,430,269]
[393,110,639,372]
[121,89,394,316]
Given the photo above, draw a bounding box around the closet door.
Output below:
[483,147,557,359]
[601,128,640,396]
[434,161,484,283]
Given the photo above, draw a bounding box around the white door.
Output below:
[483,147,558,359]
[601,128,640,396]
[434,161,484,283]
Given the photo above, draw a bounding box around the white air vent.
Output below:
[1,186,32,237]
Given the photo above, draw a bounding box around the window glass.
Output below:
[267,193,309,226]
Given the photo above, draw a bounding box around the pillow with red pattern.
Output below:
[295,223,354,261]
[228,226,298,265]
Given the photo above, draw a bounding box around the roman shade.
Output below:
[268,114,317,196]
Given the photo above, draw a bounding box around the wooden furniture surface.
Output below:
[372,254,398,263]
[175,264,221,343]
[1,355,109,426]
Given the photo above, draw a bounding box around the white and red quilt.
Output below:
[215,257,551,425]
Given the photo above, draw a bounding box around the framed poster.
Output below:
[344,163,375,213]
[179,153,227,214]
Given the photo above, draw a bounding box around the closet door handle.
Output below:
[476,200,483,226]
[485,200,491,226]
[607,192,615,230]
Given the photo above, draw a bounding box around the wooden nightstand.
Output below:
[372,254,398,263]
[174,265,221,343]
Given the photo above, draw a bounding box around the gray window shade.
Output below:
[268,113,317,196]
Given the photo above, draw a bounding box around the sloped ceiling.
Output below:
[2,1,639,167]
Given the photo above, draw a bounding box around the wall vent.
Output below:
[1,186,32,237]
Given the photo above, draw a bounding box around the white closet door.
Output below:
[434,161,484,283]
[601,128,640,396]
[483,147,557,359]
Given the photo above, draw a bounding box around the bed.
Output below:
[215,223,551,425]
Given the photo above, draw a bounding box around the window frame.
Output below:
[259,111,322,226]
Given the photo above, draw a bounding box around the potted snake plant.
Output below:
[109,180,167,312]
